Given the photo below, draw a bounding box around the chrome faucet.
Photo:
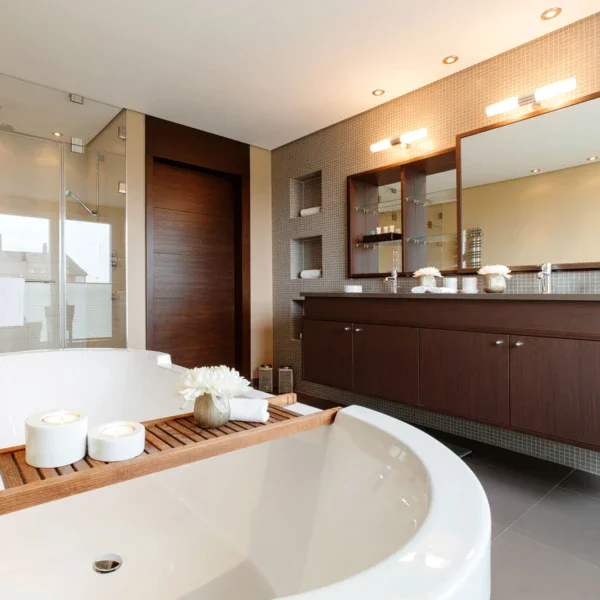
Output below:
[537,263,552,294]
[385,269,398,293]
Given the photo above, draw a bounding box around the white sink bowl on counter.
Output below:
[0,349,490,599]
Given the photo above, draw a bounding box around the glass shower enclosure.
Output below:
[0,75,126,353]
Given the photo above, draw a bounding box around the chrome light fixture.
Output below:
[370,128,428,153]
[485,77,576,117]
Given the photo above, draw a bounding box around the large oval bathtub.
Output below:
[0,349,490,599]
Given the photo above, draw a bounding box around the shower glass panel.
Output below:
[0,133,62,352]
[0,72,126,352]
[64,149,126,348]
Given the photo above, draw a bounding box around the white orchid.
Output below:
[413,267,442,278]
[478,265,512,279]
[178,366,251,410]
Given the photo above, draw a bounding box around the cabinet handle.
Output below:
[514,341,524,347]
[495,340,504,345]
[344,327,352,331]
[354,328,362,332]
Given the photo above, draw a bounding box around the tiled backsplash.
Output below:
[271,13,600,473]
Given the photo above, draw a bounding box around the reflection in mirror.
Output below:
[0,72,126,352]
[460,96,600,268]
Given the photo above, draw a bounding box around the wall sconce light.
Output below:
[370,128,428,153]
[485,77,576,117]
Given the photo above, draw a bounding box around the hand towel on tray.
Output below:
[0,277,25,327]
[300,206,321,217]
[229,398,269,423]
[300,269,321,279]
[411,286,457,294]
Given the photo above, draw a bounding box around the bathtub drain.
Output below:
[93,554,123,574]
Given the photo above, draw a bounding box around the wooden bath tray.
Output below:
[0,394,340,516]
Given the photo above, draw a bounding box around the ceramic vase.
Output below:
[483,274,506,293]
[418,275,437,288]
[193,393,230,428]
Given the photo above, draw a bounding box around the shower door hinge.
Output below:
[70,137,84,154]
[69,93,84,105]
[118,126,126,140]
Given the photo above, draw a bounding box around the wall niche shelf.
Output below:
[290,298,305,342]
[290,235,323,279]
[290,170,322,218]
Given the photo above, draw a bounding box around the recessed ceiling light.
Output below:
[372,89,385,97]
[442,55,459,65]
[541,7,562,20]
[531,168,542,173]
[52,131,63,137]
[587,156,598,161]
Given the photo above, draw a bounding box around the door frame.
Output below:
[145,116,251,377]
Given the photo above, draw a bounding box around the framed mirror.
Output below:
[458,93,600,271]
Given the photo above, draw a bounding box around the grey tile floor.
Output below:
[298,394,600,598]
[464,447,600,599]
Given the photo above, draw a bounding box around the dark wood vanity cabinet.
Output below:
[509,335,600,447]
[302,319,419,403]
[302,295,600,451]
[419,329,510,425]
[353,324,418,405]
[302,319,353,390]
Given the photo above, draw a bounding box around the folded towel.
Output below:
[411,286,457,294]
[0,277,25,327]
[300,269,321,279]
[229,398,269,423]
[300,206,321,217]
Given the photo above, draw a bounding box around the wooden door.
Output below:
[148,159,238,369]
[303,319,353,390]
[510,335,600,446]
[352,324,418,405]
[419,329,510,424]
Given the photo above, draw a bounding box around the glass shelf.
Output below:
[355,240,403,249]
[405,188,457,207]
[407,233,457,245]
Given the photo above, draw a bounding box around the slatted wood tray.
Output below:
[0,394,340,516]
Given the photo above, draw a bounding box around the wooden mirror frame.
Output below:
[347,148,457,278]
[456,91,600,274]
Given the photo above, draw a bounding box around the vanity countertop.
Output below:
[301,292,600,302]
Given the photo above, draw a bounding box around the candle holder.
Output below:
[87,421,145,462]
[25,409,88,468]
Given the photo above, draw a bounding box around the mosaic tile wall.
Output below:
[271,14,600,473]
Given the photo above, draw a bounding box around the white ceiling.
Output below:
[0,1,598,150]
[461,96,600,188]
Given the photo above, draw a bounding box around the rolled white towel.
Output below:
[428,286,457,294]
[300,206,321,217]
[300,269,321,279]
[411,286,456,294]
[229,398,269,423]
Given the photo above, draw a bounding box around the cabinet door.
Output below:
[302,319,353,390]
[419,329,510,424]
[510,335,600,446]
[352,324,418,405]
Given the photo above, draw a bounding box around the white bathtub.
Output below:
[0,349,491,599]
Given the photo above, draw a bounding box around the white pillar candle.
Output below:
[25,410,88,468]
[87,422,145,462]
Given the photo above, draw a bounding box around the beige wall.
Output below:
[463,161,600,265]
[125,110,146,349]
[250,146,274,377]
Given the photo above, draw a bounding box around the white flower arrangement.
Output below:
[478,265,512,279]
[413,267,442,278]
[178,366,250,411]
